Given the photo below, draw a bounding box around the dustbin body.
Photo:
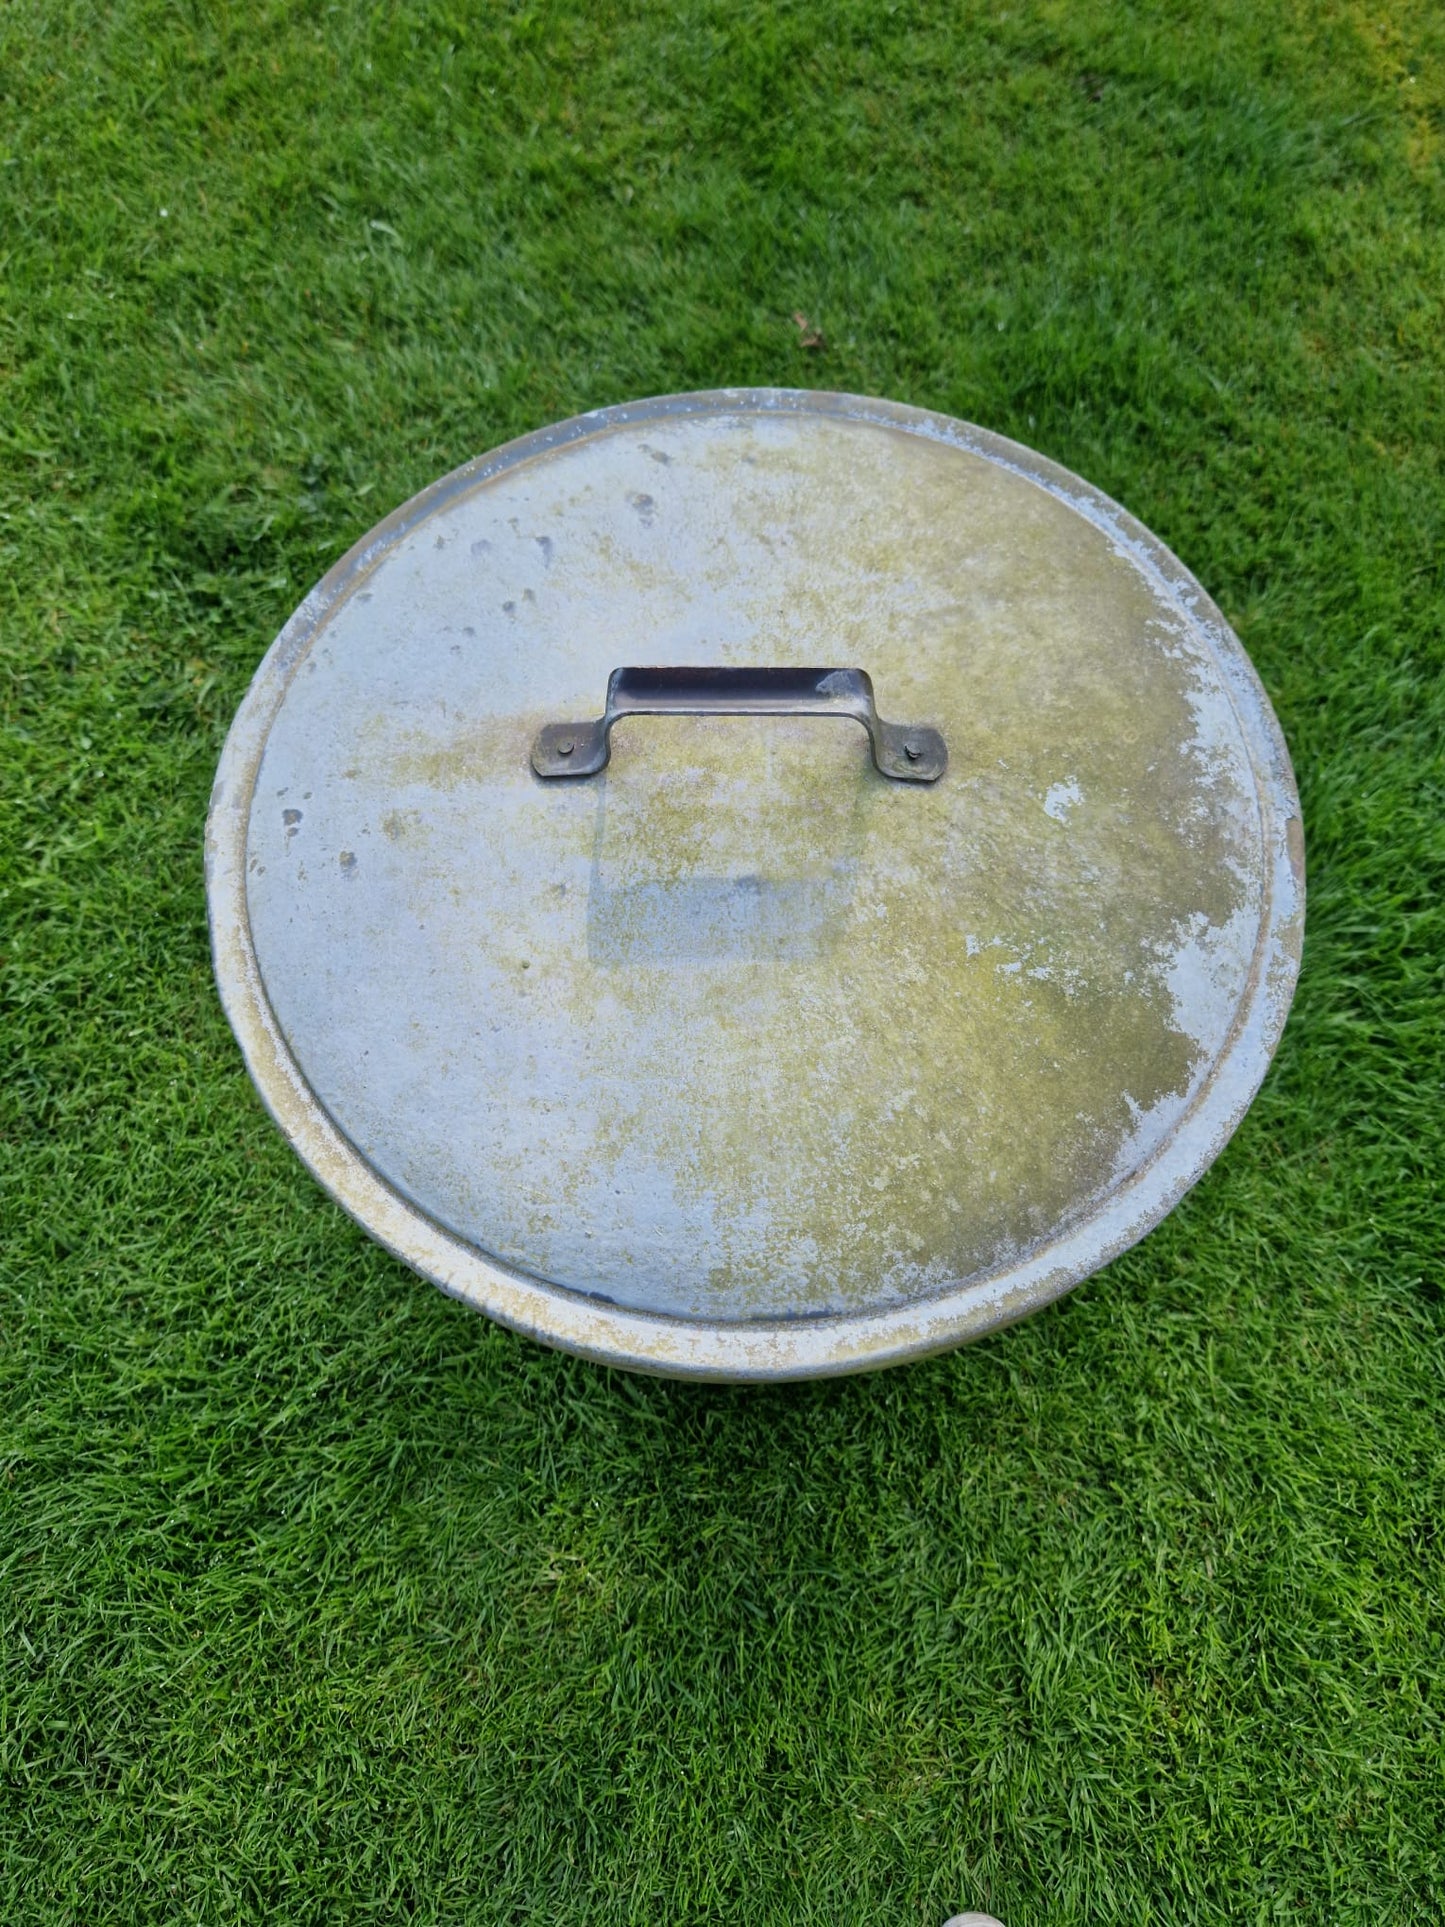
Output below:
[207,390,1303,1379]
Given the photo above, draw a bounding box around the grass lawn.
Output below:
[3,1,1443,1920]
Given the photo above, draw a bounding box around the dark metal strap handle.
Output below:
[531,667,947,783]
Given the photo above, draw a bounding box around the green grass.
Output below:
[2,0,1443,1920]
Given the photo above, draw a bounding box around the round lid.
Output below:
[207,390,1304,1380]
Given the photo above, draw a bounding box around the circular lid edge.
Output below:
[205,389,1305,1379]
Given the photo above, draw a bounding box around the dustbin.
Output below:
[206,389,1303,1379]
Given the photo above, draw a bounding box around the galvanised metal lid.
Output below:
[206,391,1304,1380]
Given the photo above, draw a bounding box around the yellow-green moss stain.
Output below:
[250,408,1263,1322]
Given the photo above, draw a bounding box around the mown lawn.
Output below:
[2,2,1442,1921]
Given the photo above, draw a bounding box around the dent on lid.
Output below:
[245,405,1265,1321]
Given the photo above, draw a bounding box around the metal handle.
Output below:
[531,667,947,782]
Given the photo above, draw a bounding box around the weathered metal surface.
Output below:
[206,390,1304,1380]
[532,666,947,781]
